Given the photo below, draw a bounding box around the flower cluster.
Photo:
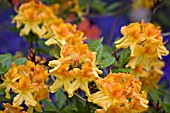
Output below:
[115,20,169,71]
[12,1,55,37]
[88,72,149,113]
[4,1,170,113]
[49,43,102,97]
[0,61,49,112]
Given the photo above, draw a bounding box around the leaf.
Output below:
[88,37,103,51]
[163,94,170,103]
[41,99,57,112]
[104,2,120,13]
[13,57,27,66]
[118,49,130,67]
[163,103,170,113]
[103,45,113,53]
[149,89,162,104]
[55,90,67,110]
[0,53,12,63]
[49,45,61,58]
[112,68,130,73]
[95,44,103,62]
[100,56,115,68]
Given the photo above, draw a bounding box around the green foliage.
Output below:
[13,57,27,66]
[42,99,57,112]
[55,90,67,110]
[100,53,115,68]
[0,53,12,76]
[149,89,162,105]
[0,53,27,76]
[118,48,130,68]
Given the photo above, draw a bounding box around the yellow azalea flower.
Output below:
[2,103,25,113]
[140,61,165,90]
[12,1,55,37]
[115,22,145,56]
[88,72,149,112]
[43,17,85,46]
[68,59,102,97]
[49,63,73,93]
[0,65,21,99]
[132,0,156,10]
[115,20,169,71]
[49,43,102,96]
[131,63,149,79]
[70,0,85,19]
[11,76,37,107]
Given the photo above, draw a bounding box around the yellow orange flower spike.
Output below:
[49,43,102,97]
[88,72,149,113]
[115,20,169,71]
[12,1,55,37]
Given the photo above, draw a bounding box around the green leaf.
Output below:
[118,49,130,67]
[41,99,57,112]
[103,45,113,53]
[100,56,115,68]
[95,44,103,62]
[104,2,120,13]
[112,68,131,73]
[13,57,27,66]
[149,89,162,104]
[55,90,67,110]
[163,94,170,103]
[163,103,170,113]
[49,45,61,57]
[0,53,12,63]
[88,37,103,51]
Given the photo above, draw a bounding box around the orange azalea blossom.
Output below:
[11,76,37,107]
[0,64,21,99]
[78,18,101,40]
[88,72,149,112]
[115,20,169,71]
[131,63,149,79]
[1,60,49,111]
[132,0,156,10]
[13,60,49,110]
[43,18,85,46]
[1,103,26,113]
[49,43,102,97]
[140,60,165,91]
[12,1,55,37]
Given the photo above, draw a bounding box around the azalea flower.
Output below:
[78,18,101,40]
[49,43,102,97]
[88,72,149,112]
[43,18,85,46]
[0,65,20,99]
[12,1,55,37]
[11,76,37,107]
[115,20,169,71]
[140,60,165,90]
[2,103,26,113]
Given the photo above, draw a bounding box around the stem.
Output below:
[162,32,170,37]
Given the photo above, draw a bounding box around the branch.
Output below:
[162,32,170,37]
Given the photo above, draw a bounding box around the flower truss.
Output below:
[49,43,102,97]
[115,20,169,71]
[0,61,49,112]
[88,72,149,113]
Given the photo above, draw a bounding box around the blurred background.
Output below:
[0,0,170,87]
